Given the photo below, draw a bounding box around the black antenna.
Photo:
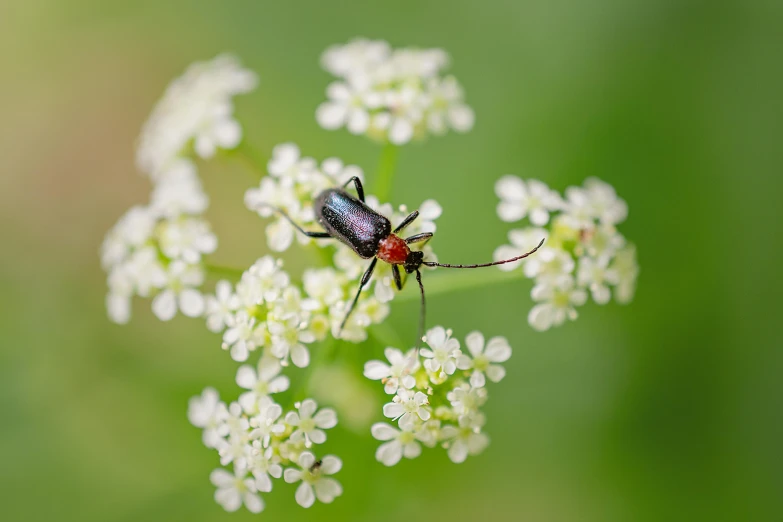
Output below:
[421,238,545,269]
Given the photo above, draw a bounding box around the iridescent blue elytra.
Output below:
[315,188,392,259]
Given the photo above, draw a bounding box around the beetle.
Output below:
[267,176,544,346]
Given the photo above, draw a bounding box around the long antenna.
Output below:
[421,238,545,269]
[415,269,426,351]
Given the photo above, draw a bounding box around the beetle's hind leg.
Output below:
[342,176,365,203]
[259,205,332,239]
[339,258,378,334]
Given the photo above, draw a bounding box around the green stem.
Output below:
[231,140,268,179]
[373,142,399,202]
[203,263,245,281]
[394,267,524,302]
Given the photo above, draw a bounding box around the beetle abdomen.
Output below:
[315,189,391,258]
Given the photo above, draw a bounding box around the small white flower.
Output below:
[268,316,314,368]
[236,256,291,307]
[283,451,343,508]
[247,396,285,447]
[577,256,620,305]
[363,347,419,394]
[247,443,282,493]
[528,276,588,331]
[495,176,563,225]
[285,399,338,446]
[157,217,217,264]
[493,227,549,272]
[447,384,488,416]
[101,206,157,269]
[151,260,205,321]
[205,280,240,333]
[137,54,258,179]
[420,326,461,375]
[236,356,290,412]
[610,244,639,304]
[222,310,265,362]
[188,387,229,448]
[523,246,575,282]
[583,177,628,225]
[456,332,512,388]
[383,389,431,430]
[440,414,489,463]
[149,159,208,217]
[371,422,425,466]
[210,467,264,514]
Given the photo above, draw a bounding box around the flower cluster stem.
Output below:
[373,142,399,202]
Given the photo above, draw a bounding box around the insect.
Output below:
[266,176,544,346]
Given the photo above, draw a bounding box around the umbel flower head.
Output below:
[493,176,639,331]
[137,54,258,180]
[316,38,474,145]
[364,326,507,465]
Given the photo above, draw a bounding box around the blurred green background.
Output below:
[2,1,781,521]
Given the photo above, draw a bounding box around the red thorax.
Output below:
[377,234,410,265]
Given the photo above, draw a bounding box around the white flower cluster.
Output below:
[188,367,342,513]
[137,54,258,180]
[101,160,215,324]
[493,176,639,331]
[364,327,511,465]
[103,54,258,325]
[316,38,474,145]
[204,256,322,365]
[245,143,442,342]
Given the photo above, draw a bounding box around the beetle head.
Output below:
[403,250,424,273]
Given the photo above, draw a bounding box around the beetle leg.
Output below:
[404,232,433,246]
[339,258,377,333]
[261,205,332,238]
[392,265,403,290]
[342,176,365,203]
[393,210,420,233]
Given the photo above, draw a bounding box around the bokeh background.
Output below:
[2,1,781,521]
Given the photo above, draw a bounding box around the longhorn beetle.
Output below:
[265,176,544,347]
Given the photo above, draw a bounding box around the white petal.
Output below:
[447,104,475,132]
[214,119,242,149]
[313,408,338,429]
[363,361,391,380]
[484,337,512,362]
[295,482,315,508]
[291,344,310,368]
[470,370,486,388]
[215,487,241,512]
[448,440,469,463]
[151,290,177,321]
[316,102,347,130]
[456,354,472,370]
[299,399,317,419]
[298,451,316,469]
[529,207,550,226]
[402,441,422,459]
[179,289,205,317]
[497,201,526,222]
[314,477,342,503]
[243,491,264,514]
[235,366,257,390]
[375,440,403,466]
[383,402,405,419]
[255,473,272,493]
[320,455,342,474]
[308,429,327,444]
[389,118,413,145]
[210,468,235,488]
[283,468,302,483]
[464,331,484,357]
[528,303,554,332]
[485,365,506,383]
[370,422,398,441]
